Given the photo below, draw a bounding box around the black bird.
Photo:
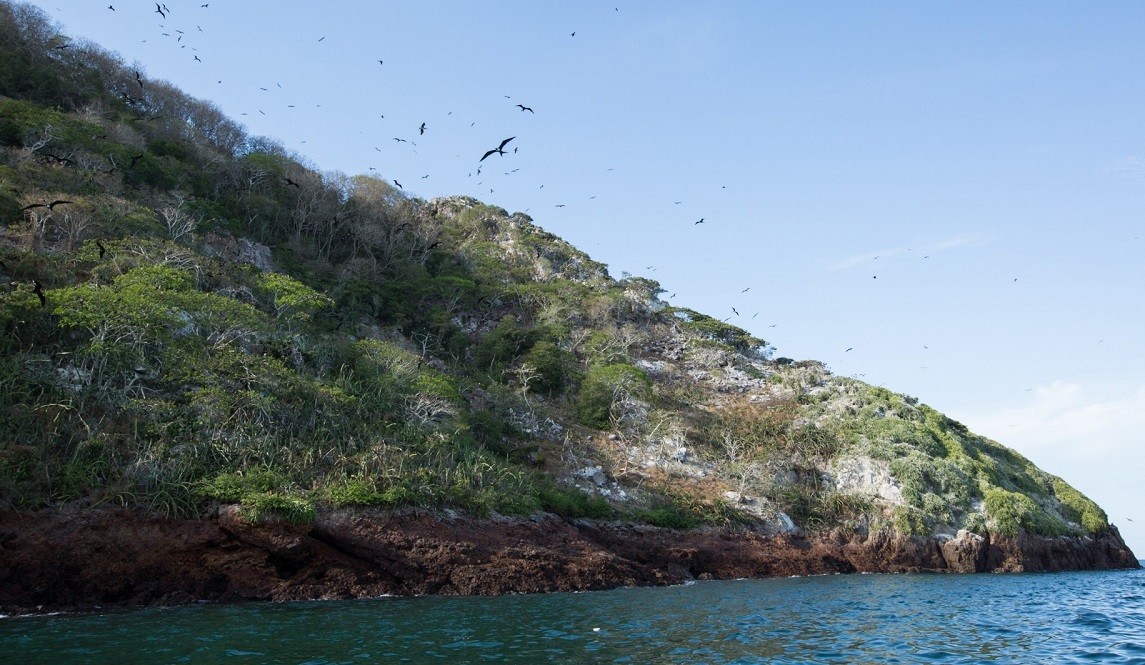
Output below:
[378,59,383,65]
[694,218,705,225]
[480,136,515,161]
[134,70,144,88]
[318,36,325,42]
[741,287,750,293]
[194,55,201,62]
[845,347,853,352]
[393,180,402,189]
[419,122,426,135]
[516,104,534,113]
[284,177,300,188]
[21,200,72,211]
[108,4,114,10]
[731,307,739,316]
[155,3,165,18]
[129,154,144,169]
[96,241,106,259]
[32,281,45,307]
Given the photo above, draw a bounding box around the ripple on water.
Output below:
[1,568,1143,664]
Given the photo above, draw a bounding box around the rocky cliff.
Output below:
[0,508,1136,615]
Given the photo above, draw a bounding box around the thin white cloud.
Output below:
[1101,156,1145,182]
[962,380,1145,457]
[828,234,990,271]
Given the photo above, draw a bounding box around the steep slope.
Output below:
[0,2,1135,611]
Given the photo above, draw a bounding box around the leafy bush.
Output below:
[536,482,612,518]
[984,487,1070,536]
[240,492,316,524]
[473,315,535,372]
[575,363,649,429]
[1052,479,1108,533]
[520,340,576,395]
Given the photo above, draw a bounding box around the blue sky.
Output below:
[33,1,1145,553]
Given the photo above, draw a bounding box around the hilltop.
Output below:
[0,2,1135,611]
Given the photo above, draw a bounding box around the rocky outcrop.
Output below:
[0,508,1137,614]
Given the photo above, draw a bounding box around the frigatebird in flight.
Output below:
[480,136,515,161]
[21,200,72,211]
[516,104,534,113]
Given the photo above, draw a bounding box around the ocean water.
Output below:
[2,565,1143,664]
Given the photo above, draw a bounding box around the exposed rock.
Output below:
[201,233,277,272]
[0,508,1136,614]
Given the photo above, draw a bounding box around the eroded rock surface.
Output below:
[0,508,1137,614]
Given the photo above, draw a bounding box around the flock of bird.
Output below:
[38,3,1024,363]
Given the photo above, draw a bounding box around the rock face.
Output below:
[0,508,1137,614]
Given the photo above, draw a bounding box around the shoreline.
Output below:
[0,507,1137,615]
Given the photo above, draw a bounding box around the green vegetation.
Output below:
[0,1,1113,536]
[808,379,1108,536]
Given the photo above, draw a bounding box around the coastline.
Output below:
[0,507,1137,615]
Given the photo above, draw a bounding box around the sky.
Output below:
[28,1,1145,554]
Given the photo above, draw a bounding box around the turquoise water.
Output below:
[2,565,1144,664]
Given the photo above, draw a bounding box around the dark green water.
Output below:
[3,565,1144,664]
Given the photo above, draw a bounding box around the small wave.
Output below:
[1072,611,1114,629]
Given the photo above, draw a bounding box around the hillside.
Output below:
[0,2,1135,609]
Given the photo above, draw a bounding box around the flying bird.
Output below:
[480,136,515,161]
[516,104,534,113]
[393,180,402,189]
[96,241,106,259]
[284,177,300,188]
[21,200,72,211]
[741,287,750,293]
[194,55,201,62]
[845,347,853,352]
[694,218,705,225]
[731,307,739,316]
[32,280,45,307]
[419,122,426,135]
[108,5,114,10]
[155,3,165,18]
